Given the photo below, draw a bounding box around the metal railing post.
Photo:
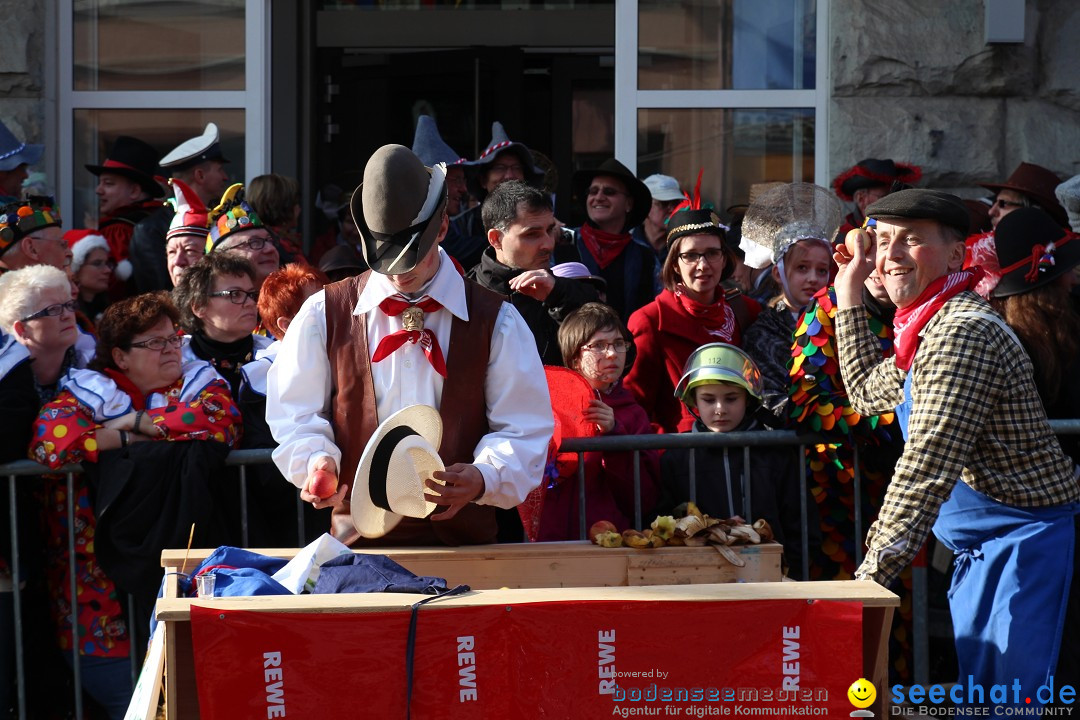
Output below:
[9,475,25,720]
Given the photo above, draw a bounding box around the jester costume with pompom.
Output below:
[789,284,913,682]
[30,358,241,661]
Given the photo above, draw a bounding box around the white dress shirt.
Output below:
[266,248,552,509]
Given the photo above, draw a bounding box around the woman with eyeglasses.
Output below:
[27,291,240,719]
[534,303,659,541]
[624,205,760,433]
[173,252,271,399]
[0,264,95,404]
[68,232,115,324]
[205,183,282,288]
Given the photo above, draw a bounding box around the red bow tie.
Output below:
[371,295,447,377]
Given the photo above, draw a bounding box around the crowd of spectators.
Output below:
[2,114,1080,717]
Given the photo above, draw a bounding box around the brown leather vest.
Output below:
[323,271,503,546]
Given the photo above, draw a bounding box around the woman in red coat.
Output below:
[624,207,759,433]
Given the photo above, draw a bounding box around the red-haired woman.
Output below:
[239,263,329,545]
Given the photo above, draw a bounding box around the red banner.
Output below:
[191,599,861,718]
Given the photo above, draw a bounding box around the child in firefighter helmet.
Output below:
[675,342,764,432]
[662,341,819,578]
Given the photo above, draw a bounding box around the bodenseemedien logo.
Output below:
[848,678,877,718]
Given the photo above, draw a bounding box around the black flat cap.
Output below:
[866,188,970,236]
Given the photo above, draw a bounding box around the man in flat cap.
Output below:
[130,123,230,292]
[266,144,553,546]
[833,188,1079,700]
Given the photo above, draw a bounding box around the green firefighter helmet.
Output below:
[674,343,764,409]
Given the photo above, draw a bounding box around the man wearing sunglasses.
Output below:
[570,158,658,323]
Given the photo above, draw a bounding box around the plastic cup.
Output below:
[195,573,216,597]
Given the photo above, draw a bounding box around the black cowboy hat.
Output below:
[85,135,165,199]
[572,158,651,231]
[832,158,922,202]
[992,207,1080,298]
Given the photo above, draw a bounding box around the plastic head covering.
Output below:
[740,182,843,302]
[168,178,210,242]
[206,183,266,252]
[0,196,62,257]
[674,342,763,411]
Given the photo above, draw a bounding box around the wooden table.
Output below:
[155,543,896,718]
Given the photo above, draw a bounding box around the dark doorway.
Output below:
[314,46,613,227]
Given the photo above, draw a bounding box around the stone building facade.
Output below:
[2,0,1077,208]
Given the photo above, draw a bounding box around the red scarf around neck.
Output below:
[892,267,983,371]
[673,284,736,342]
[579,223,632,270]
[103,367,149,409]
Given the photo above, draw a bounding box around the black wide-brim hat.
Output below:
[572,158,652,231]
[832,158,922,202]
[992,207,1080,298]
[85,135,165,199]
[980,162,1068,229]
[351,144,447,275]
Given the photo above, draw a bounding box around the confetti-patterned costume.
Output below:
[30,359,240,658]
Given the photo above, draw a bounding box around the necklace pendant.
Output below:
[401,306,425,332]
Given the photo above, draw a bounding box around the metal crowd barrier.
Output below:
[4,421,1080,719]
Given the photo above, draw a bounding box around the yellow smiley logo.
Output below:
[848,678,877,709]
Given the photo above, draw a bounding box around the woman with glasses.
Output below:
[68,232,115,324]
[173,252,272,398]
[27,291,240,719]
[535,303,659,541]
[205,183,282,288]
[624,205,760,433]
[0,264,95,404]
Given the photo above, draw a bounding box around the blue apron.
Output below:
[896,368,1078,705]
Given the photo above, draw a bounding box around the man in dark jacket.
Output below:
[468,181,599,366]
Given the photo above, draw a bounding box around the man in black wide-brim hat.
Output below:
[571,158,657,322]
[266,144,553,547]
[85,134,167,285]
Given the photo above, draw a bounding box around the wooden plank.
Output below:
[863,605,896,716]
[160,541,783,592]
[156,580,898,622]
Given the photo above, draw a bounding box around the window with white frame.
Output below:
[59,0,268,227]
[615,0,826,212]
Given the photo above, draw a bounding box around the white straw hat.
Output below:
[351,404,444,538]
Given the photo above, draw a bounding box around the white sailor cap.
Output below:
[159,122,229,171]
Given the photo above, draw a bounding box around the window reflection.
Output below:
[639,0,816,90]
[638,108,815,211]
[72,109,245,230]
[74,0,245,91]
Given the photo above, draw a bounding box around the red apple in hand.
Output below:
[308,469,338,499]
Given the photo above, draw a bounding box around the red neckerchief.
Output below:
[892,267,984,372]
[102,367,172,410]
[371,295,447,376]
[673,284,736,342]
[579,223,632,269]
